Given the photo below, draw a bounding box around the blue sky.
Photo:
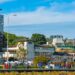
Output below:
[0,0,75,38]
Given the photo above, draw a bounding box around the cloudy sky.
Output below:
[0,0,75,38]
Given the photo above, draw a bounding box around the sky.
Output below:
[0,0,75,38]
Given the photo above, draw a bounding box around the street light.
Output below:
[6,14,17,62]
[6,14,9,63]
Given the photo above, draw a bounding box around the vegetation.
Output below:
[0,71,74,75]
[33,56,49,67]
[16,44,27,63]
[31,33,47,46]
[3,32,74,47]
[12,64,26,69]
[4,32,28,47]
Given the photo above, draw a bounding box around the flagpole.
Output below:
[7,15,9,63]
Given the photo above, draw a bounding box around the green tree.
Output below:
[33,56,49,67]
[4,32,28,47]
[31,33,46,46]
[4,32,17,46]
[16,43,27,63]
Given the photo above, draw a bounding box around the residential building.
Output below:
[3,46,18,59]
[65,39,75,46]
[35,45,55,57]
[51,35,64,46]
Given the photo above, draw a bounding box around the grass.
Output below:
[0,71,75,75]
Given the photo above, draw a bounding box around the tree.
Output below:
[33,56,49,67]
[46,38,53,44]
[4,32,28,47]
[4,32,17,46]
[31,33,46,46]
[16,43,27,63]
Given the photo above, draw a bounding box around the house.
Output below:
[65,39,75,46]
[35,45,55,57]
[51,35,64,46]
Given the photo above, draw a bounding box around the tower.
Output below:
[0,15,4,50]
[24,41,35,60]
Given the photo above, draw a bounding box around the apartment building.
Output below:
[51,35,64,46]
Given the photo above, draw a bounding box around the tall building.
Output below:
[0,15,5,64]
[0,15,4,50]
[0,15,3,32]
[24,41,35,60]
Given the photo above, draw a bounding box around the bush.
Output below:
[33,56,50,67]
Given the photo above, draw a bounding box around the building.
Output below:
[0,15,4,50]
[51,35,64,46]
[65,39,75,46]
[3,41,55,61]
[0,15,3,32]
[2,41,34,60]
[3,46,18,59]
[35,45,55,57]
[0,14,4,51]
[24,41,35,60]
[2,40,75,63]
[24,42,55,60]
[0,15,7,64]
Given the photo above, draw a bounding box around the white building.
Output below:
[3,47,18,58]
[24,41,35,60]
[52,35,64,46]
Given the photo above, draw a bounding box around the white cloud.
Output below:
[0,0,13,3]
[4,2,75,26]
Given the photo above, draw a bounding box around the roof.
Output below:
[36,44,54,48]
[57,45,75,50]
[53,52,69,56]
